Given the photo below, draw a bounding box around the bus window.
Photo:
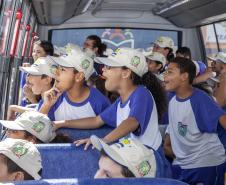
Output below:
[215,21,226,53]
[0,0,16,55]
[51,28,179,51]
[201,24,218,56]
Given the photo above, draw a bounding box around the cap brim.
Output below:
[207,56,216,61]
[49,56,74,68]
[19,66,41,75]
[90,135,127,167]
[0,120,25,130]
[95,57,124,67]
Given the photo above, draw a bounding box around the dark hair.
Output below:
[124,67,167,121]
[165,47,174,62]
[35,40,54,56]
[1,154,42,180]
[170,57,196,84]
[176,47,191,60]
[41,74,55,87]
[100,150,135,177]
[86,35,107,56]
[24,131,72,143]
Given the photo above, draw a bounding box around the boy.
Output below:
[0,138,42,182]
[39,47,110,121]
[164,57,226,185]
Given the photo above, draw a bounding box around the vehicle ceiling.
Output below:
[31,0,226,27]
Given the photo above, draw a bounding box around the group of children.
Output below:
[0,35,225,184]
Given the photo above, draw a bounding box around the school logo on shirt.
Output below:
[136,161,151,176]
[32,121,45,133]
[178,122,187,137]
[131,56,140,67]
[11,143,28,158]
[80,59,90,70]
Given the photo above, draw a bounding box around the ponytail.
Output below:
[166,47,174,62]
[129,69,167,121]
[51,133,73,143]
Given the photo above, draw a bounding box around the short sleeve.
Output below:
[89,87,111,115]
[191,89,225,133]
[99,99,119,127]
[129,87,154,136]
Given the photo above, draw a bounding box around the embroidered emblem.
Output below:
[11,143,28,158]
[80,59,90,70]
[131,56,140,67]
[178,122,187,137]
[136,161,151,176]
[32,121,45,133]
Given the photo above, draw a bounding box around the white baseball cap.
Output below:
[0,138,42,180]
[207,52,226,64]
[91,135,157,177]
[0,111,56,143]
[19,56,57,78]
[152,36,174,49]
[146,52,166,66]
[49,48,94,81]
[95,48,148,77]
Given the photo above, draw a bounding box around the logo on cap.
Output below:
[32,121,45,133]
[136,161,151,176]
[50,64,58,75]
[81,59,90,70]
[11,143,28,158]
[131,56,140,68]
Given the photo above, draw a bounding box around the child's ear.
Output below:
[181,72,189,82]
[75,72,85,82]
[11,171,25,181]
[121,68,131,79]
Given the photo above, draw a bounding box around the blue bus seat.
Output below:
[5,178,189,185]
[57,125,113,141]
[36,144,100,179]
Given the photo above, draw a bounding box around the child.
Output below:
[39,48,110,121]
[145,51,166,81]
[90,135,157,178]
[152,36,174,63]
[54,48,167,152]
[2,111,72,143]
[7,56,56,120]
[0,138,42,182]
[164,57,226,185]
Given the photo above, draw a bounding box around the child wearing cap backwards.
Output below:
[145,51,166,81]
[54,48,167,151]
[7,57,56,120]
[0,138,42,182]
[2,111,72,143]
[90,135,157,178]
[164,57,226,185]
[39,47,110,121]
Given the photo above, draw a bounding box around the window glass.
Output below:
[51,28,179,51]
[200,24,218,56]
[215,21,226,53]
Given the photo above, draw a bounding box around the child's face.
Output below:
[55,66,76,91]
[32,44,46,62]
[102,66,124,92]
[147,59,162,74]
[164,63,184,91]
[0,155,15,182]
[26,75,48,95]
[6,129,27,140]
[94,156,125,178]
[0,155,25,182]
[153,44,168,57]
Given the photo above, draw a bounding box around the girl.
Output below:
[54,48,167,151]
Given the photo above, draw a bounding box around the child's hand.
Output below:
[43,87,62,107]
[23,84,38,103]
[74,138,93,150]
[7,105,17,120]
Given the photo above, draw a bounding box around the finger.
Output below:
[84,141,91,150]
[74,140,87,146]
